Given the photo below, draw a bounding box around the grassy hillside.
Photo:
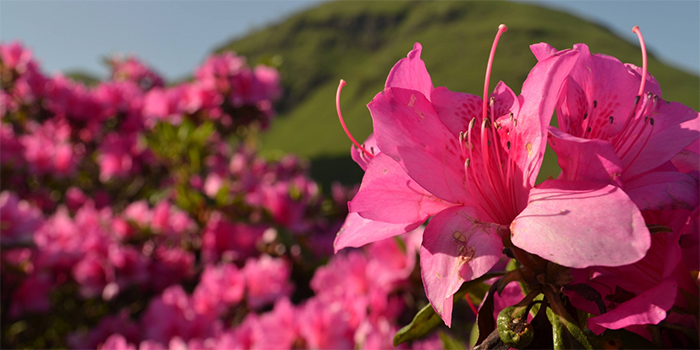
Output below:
[217,0,699,190]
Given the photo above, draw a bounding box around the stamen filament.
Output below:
[632,26,648,97]
[482,24,508,123]
[336,79,374,159]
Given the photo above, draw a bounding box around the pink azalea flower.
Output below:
[248,298,300,349]
[65,187,88,212]
[98,132,142,182]
[109,55,164,90]
[141,286,217,345]
[95,81,146,133]
[532,31,699,213]
[98,334,137,350]
[201,211,267,263]
[335,26,651,326]
[9,272,53,317]
[108,244,150,291]
[20,120,80,176]
[242,254,294,309]
[0,191,44,245]
[297,297,356,350]
[142,86,186,127]
[0,41,34,72]
[353,317,400,350]
[122,200,153,227]
[148,246,195,292]
[0,124,24,166]
[192,263,245,316]
[150,201,196,239]
[567,216,696,335]
[194,52,246,94]
[72,251,115,298]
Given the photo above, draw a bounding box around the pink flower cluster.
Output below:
[1,41,449,350]
[1,40,281,202]
[85,230,441,350]
[336,25,698,347]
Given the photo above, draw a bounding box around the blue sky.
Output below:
[1,0,698,81]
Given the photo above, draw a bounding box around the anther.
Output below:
[465,158,471,167]
[583,113,588,120]
[587,126,592,133]
[482,117,490,130]
[609,116,614,124]
[593,100,597,108]
[650,118,655,126]
[506,141,511,149]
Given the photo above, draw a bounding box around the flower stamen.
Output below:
[632,26,648,97]
[336,79,374,159]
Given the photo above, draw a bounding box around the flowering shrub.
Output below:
[1,22,698,350]
[1,42,443,349]
[336,25,699,349]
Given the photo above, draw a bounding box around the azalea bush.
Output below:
[1,22,698,350]
[335,25,699,349]
[0,42,443,350]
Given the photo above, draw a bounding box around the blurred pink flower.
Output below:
[9,272,53,317]
[192,263,245,316]
[0,191,44,245]
[201,211,267,263]
[20,120,80,176]
[243,255,293,309]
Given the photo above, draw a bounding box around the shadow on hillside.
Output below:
[310,155,364,193]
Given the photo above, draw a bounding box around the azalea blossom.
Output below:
[335,25,652,325]
[533,28,699,212]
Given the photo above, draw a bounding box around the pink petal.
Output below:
[621,100,700,179]
[349,153,454,223]
[368,87,469,203]
[350,134,379,171]
[491,81,520,119]
[625,171,699,210]
[385,43,433,100]
[334,212,421,252]
[587,279,677,335]
[548,126,624,186]
[430,87,482,138]
[514,49,580,187]
[670,141,699,174]
[420,206,503,327]
[530,42,559,62]
[511,180,650,268]
[557,44,645,138]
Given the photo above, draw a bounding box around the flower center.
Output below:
[459,25,520,225]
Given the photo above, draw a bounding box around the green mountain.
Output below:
[216,0,699,190]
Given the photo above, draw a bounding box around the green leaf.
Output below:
[546,307,592,350]
[439,331,467,350]
[393,272,504,346]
